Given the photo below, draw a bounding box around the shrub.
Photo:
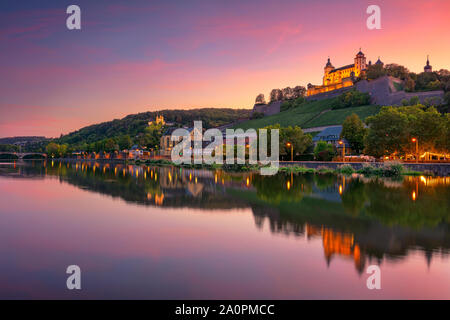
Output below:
[332,90,371,110]
[147,159,173,165]
[337,164,355,175]
[316,165,334,174]
[222,163,256,172]
[251,112,264,119]
[409,96,420,105]
[357,164,377,175]
[381,162,404,177]
[314,141,335,161]
[444,92,450,105]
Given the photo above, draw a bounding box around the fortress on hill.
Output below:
[252,49,443,116]
[307,49,379,96]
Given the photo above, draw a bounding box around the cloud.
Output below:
[0,8,62,41]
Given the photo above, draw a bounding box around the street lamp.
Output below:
[339,140,345,162]
[411,138,418,163]
[286,142,293,162]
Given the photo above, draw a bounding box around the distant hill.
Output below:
[0,136,48,145]
[234,98,380,130]
[57,108,252,145]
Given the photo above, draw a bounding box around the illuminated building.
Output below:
[148,114,165,126]
[307,49,370,97]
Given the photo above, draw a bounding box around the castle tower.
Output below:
[354,49,367,75]
[324,57,334,74]
[424,55,432,73]
[375,57,383,66]
[323,57,335,85]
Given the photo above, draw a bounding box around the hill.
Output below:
[234,98,380,130]
[0,136,48,145]
[57,108,252,146]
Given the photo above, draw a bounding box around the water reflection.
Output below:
[1,160,449,276]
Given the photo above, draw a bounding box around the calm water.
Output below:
[0,161,449,299]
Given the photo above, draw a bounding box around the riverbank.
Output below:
[37,158,450,176]
[279,161,450,176]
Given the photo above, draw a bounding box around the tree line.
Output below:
[366,63,450,94]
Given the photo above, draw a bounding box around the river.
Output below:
[0,161,449,299]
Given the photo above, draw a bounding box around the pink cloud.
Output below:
[0,8,61,41]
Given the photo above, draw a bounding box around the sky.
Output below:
[0,0,449,138]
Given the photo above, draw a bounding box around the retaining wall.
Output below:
[279,161,450,176]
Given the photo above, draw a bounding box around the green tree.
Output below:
[436,114,450,153]
[314,141,335,161]
[406,106,445,154]
[46,142,60,157]
[59,144,68,157]
[444,92,450,105]
[415,72,439,91]
[334,90,370,109]
[141,123,163,149]
[365,105,447,158]
[409,96,420,105]
[366,64,386,80]
[427,80,442,91]
[341,113,367,154]
[104,138,118,152]
[118,135,132,150]
[258,124,281,151]
[404,78,415,92]
[280,126,312,158]
[364,106,409,158]
[384,64,410,80]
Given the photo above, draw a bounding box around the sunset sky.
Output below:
[1,0,449,137]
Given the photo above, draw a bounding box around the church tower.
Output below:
[424,55,432,73]
[354,49,367,76]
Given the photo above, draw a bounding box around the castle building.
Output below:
[424,55,432,73]
[148,114,165,126]
[307,49,370,97]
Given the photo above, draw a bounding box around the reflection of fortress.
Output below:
[306,224,364,272]
[6,162,450,273]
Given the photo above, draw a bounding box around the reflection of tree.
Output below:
[14,162,248,210]
[314,173,336,190]
[251,174,312,204]
[250,197,450,272]
[364,179,450,228]
[4,162,450,272]
[341,178,367,216]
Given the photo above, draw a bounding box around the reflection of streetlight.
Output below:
[286,142,293,162]
[411,138,418,163]
[339,140,345,162]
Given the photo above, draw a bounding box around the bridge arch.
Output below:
[0,152,47,160]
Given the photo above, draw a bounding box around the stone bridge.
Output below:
[0,152,47,159]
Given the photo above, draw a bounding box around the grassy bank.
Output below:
[140,159,425,177]
[280,163,424,177]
